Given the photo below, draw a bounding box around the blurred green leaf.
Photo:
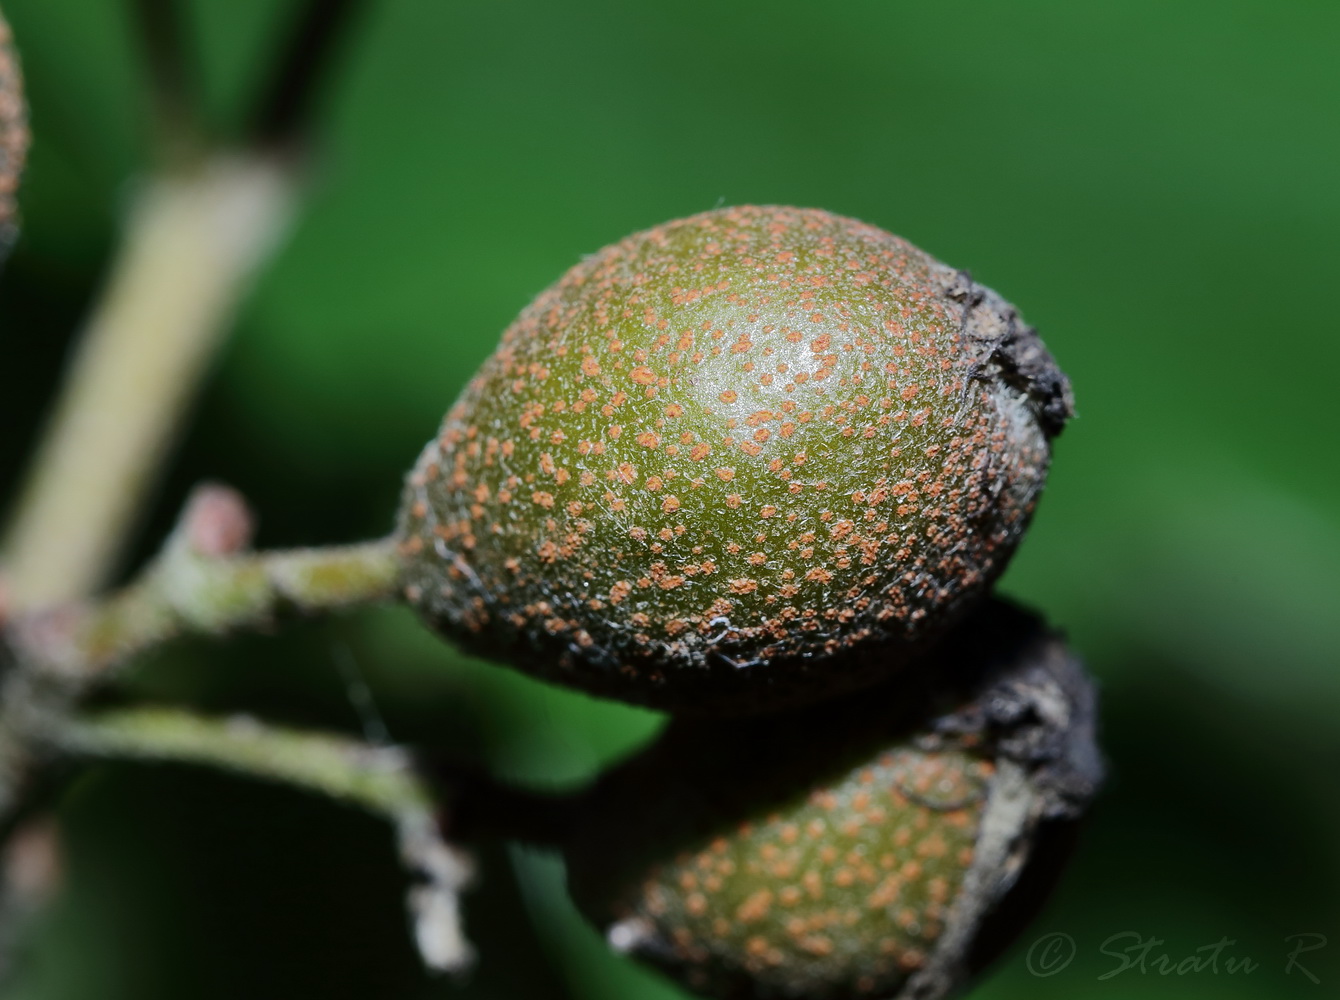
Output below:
[1,0,1336,997]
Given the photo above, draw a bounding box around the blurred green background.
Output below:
[2,1,1338,997]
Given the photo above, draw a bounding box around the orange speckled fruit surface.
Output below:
[563,602,1104,1000]
[595,746,990,1000]
[398,206,1072,712]
[0,9,28,251]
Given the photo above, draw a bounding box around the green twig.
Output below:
[59,706,431,820]
[9,484,403,682]
[0,485,442,972]
[0,483,404,852]
[55,706,475,973]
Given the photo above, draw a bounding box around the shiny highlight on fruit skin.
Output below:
[398,206,1072,712]
[0,9,29,253]
[562,602,1103,1000]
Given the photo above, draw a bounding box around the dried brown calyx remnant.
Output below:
[0,10,28,254]
[563,601,1104,1000]
[398,206,1073,713]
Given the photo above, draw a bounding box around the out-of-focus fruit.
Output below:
[562,601,1103,999]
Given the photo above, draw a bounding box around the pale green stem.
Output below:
[7,481,403,682]
[0,485,405,833]
[59,707,431,816]
[17,536,404,681]
[1,153,298,610]
[55,707,475,973]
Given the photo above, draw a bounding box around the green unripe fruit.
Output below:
[399,206,1072,712]
[0,9,28,253]
[562,602,1102,1000]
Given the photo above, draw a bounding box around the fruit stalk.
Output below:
[0,484,402,852]
[5,484,403,682]
[0,485,452,975]
[54,706,476,973]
